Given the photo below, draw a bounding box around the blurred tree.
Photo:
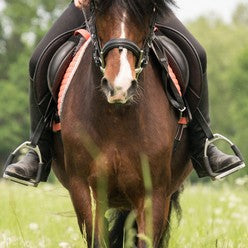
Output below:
[232,3,248,25]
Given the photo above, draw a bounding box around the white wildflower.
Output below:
[214,208,222,215]
[43,184,55,191]
[66,226,74,233]
[228,194,241,203]
[70,233,80,241]
[188,207,195,214]
[215,218,224,225]
[29,223,39,231]
[59,241,71,248]
[219,196,226,202]
[235,176,248,186]
[231,212,242,219]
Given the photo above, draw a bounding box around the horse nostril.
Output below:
[101,77,114,96]
[101,77,109,88]
[131,80,138,89]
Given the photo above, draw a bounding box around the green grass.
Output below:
[0,179,248,248]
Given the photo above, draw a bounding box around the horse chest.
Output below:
[88,144,144,197]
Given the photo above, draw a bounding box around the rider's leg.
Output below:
[157,11,244,178]
[189,73,243,178]
[4,2,84,183]
[4,79,53,182]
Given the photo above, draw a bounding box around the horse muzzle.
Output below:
[101,77,138,105]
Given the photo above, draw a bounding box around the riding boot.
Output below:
[3,79,52,184]
[188,73,245,179]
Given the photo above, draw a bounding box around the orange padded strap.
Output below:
[74,29,91,40]
[168,64,182,97]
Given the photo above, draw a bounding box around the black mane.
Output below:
[94,0,176,25]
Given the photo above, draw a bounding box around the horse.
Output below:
[52,0,192,247]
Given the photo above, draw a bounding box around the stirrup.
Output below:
[203,134,245,180]
[3,141,44,187]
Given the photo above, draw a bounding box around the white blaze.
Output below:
[113,12,133,91]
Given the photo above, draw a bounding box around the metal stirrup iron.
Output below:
[3,142,44,187]
[203,134,246,180]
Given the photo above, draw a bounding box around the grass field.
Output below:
[0,178,248,248]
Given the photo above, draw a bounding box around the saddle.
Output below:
[32,25,203,131]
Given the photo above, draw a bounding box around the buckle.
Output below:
[203,134,245,180]
[3,141,44,187]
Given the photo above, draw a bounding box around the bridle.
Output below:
[82,0,158,79]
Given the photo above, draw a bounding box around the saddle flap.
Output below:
[152,31,189,95]
[47,35,82,101]
[156,24,203,113]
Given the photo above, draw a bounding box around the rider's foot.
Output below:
[191,144,244,179]
[208,144,243,173]
[4,151,39,181]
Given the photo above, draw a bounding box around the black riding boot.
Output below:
[188,73,245,179]
[3,79,52,185]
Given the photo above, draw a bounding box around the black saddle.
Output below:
[152,30,189,96]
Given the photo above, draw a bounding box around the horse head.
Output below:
[83,0,174,104]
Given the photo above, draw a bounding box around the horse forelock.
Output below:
[94,0,175,25]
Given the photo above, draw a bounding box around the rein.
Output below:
[82,0,158,79]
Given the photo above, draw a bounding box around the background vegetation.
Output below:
[1,181,248,247]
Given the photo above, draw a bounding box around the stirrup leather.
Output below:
[203,134,245,180]
[3,141,44,187]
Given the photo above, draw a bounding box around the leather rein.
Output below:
[82,0,158,79]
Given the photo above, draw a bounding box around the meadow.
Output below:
[0,178,248,248]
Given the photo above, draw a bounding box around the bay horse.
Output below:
[52,0,192,247]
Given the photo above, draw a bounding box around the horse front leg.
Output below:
[68,177,100,248]
[152,189,171,248]
[135,200,147,248]
[135,193,170,248]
